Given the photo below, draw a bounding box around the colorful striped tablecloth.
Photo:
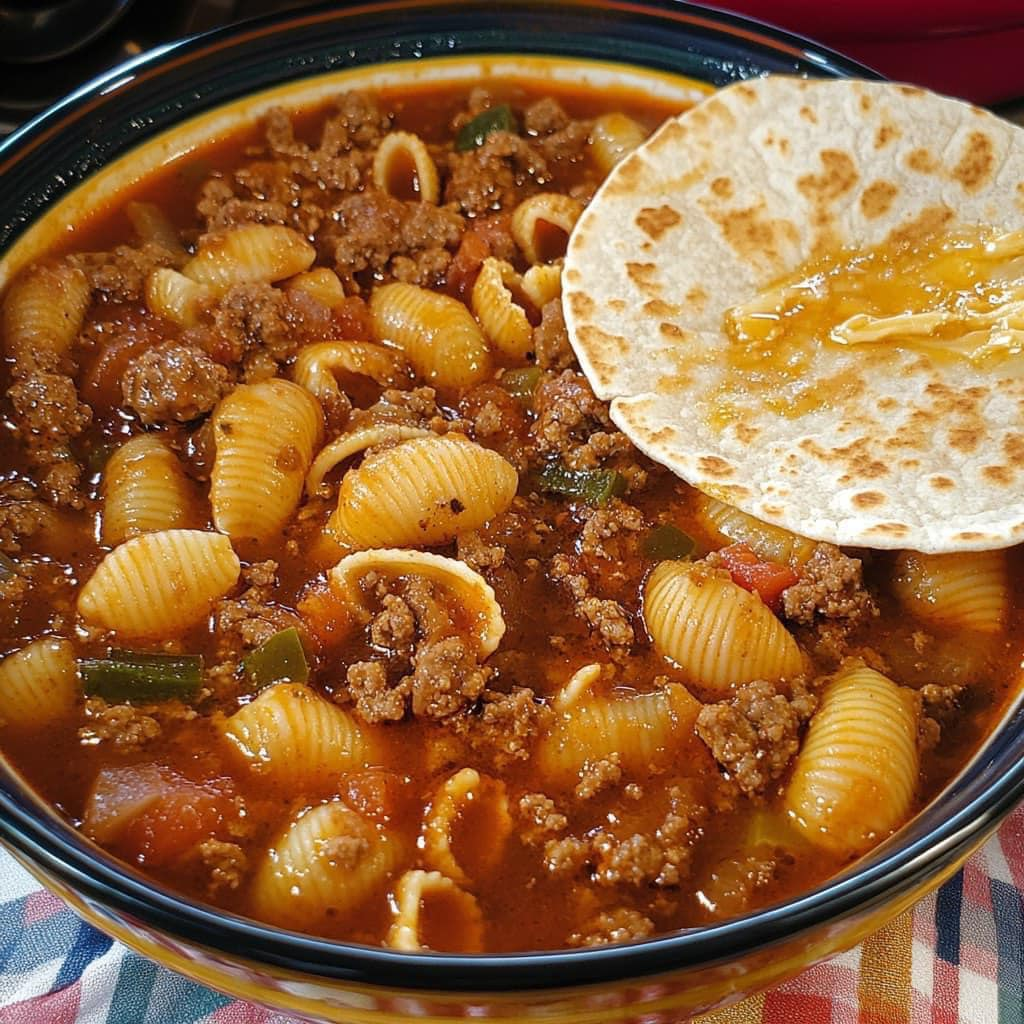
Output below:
[1,804,1021,1024]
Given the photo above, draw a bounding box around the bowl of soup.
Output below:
[1,2,1022,1021]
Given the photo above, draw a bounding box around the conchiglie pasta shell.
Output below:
[102,435,198,546]
[421,768,512,886]
[77,529,240,638]
[286,268,346,309]
[471,258,533,358]
[3,262,90,371]
[643,561,804,692]
[292,341,412,411]
[520,261,563,309]
[589,112,647,174]
[892,549,1008,634]
[182,224,315,295]
[785,662,919,855]
[387,870,484,953]
[0,638,78,729]
[510,192,583,265]
[330,548,506,656]
[331,434,517,550]
[145,268,212,327]
[306,424,431,495]
[211,378,323,544]
[221,682,378,786]
[372,131,440,204]
[695,495,816,567]
[537,681,701,785]
[370,283,491,389]
[252,799,403,930]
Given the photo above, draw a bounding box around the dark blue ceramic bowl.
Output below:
[4,3,1018,1022]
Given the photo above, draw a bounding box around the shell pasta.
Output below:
[0,76,1019,957]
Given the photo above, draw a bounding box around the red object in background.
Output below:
[715,1,1024,104]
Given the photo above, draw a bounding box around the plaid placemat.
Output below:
[0,805,1021,1023]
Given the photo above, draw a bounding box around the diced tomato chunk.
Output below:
[342,769,415,825]
[83,764,232,868]
[445,230,491,300]
[715,542,799,613]
[331,295,373,341]
[296,580,356,650]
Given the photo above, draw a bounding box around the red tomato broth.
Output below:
[0,76,1020,954]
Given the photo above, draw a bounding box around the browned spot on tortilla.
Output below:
[875,121,900,149]
[897,85,924,97]
[659,322,685,339]
[778,138,791,157]
[578,324,628,361]
[949,426,981,453]
[864,522,910,538]
[800,105,819,123]
[645,119,687,154]
[568,292,594,318]
[685,286,707,311]
[636,204,682,240]
[901,459,920,470]
[703,200,799,271]
[734,422,759,444]
[860,180,898,219]
[929,475,955,490]
[956,531,986,541]
[762,504,783,517]
[1004,433,1024,467]
[877,397,898,411]
[697,455,734,478]
[564,268,581,285]
[951,130,995,193]
[626,262,659,295]
[608,299,626,312]
[710,176,733,198]
[797,149,859,203]
[1016,182,1024,213]
[982,465,1012,485]
[886,205,953,247]
[602,156,644,196]
[906,148,939,174]
[643,299,680,318]
[852,491,886,509]
[640,242,652,252]
[644,427,675,446]
[734,84,756,102]
[799,436,888,479]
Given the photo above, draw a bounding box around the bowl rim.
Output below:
[4,0,1018,997]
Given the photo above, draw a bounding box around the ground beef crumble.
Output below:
[197,838,248,895]
[550,552,634,649]
[523,98,592,164]
[324,190,464,292]
[567,907,655,947]
[446,686,551,769]
[214,561,299,664]
[696,680,817,797]
[445,130,549,216]
[72,242,179,303]
[575,754,623,800]
[781,543,876,626]
[544,784,707,889]
[122,341,230,424]
[77,698,197,752]
[518,792,568,844]
[0,482,50,554]
[7,372,92,506]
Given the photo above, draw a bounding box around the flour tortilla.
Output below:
[563,77,1024,552]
